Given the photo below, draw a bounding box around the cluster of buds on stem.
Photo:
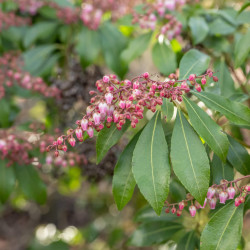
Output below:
[0,52,61,99]
[165,176,250,217]
[46,69,217,157]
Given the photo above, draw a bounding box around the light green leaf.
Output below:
[152,42,177,76]
[171,109,210,204]
[121,31,152,63]
[112,130,142,210]
[132,111,170,215]
[96,121,130,164]
[0,160,16,203]
[188,16,209,45]
[179,49,211,80]
[209,18,235,35]
[192,91,250,128]
[183,96,229,162]
[161,98,174,122]
[200,201,243,250]
[227,135,250,175]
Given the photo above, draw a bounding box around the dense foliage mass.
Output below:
[0,0,249,249]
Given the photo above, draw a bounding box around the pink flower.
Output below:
[171,207,176,214]
[98,102,108,115]
[107,105,114,116]
[133,81,140,89]
[143,72,149,78]
[103,75,109,83]
[69,137,76,147]
[178,201,185,210]
[81,119,88,131]
[188,74,196,81]
[227,186,236,199]
[119,101,126,109]
[105,93,113,104]
[219,191,228,204]
[75,128,83,139]
[209,197,217,209]
[93,113,101,125]
[176,209,182,217]
[87,127,94,138]
[244,185,250,192]
[189,205,196,217]
[201,77,206,85]
[201,198,207,208]
[195,83,201,92]
[235,197,241,207]
[207,187,215,199]
[0,139,6,150]
[57,136,63,145]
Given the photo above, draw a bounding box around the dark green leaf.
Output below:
[171,109,210,204]
[14,165,47,204]
[152,42,177,76]
[177,231,199,250]
[96,121,130,164]
[209,18,235,35]
[188,16,209,44]
[132,111,170,215]
[169,180,186,203]
[112,131,142,210]
[183,96,229,162]
[192,91,250,128]
[161,98,174,122]
[121,31,152,63]
[179,49,211,80]
[129,221,182,246]
[200,201,243,250]
[0,160,16,203]
[227,136,250,175]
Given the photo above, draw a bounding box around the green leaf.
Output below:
[129,221,182,246]
[161,98,174,122]
[112,131,142,210]
[121,31,152,63]
[227,136,250,175]
[214,58,235,97]
[96,121,130,164]
[234,29,250,68]
[200,201,243,250]
[211,154,234,185]
[99,22,128,78]
[132,111,170,215]
[24,21,58,48]
[188,16,209,45]
[192,91,250,128]
[183,96,229,162]
[171,109,210,204]
[179,49,211,80]
[0,160,16,203]
[75,26,101,68]
[209,18,236,36]
[152,42,177,76]
[14,165,47,204]
[177,231,199,250]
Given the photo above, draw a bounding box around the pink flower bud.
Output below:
[189,205,196,217]
[176,209,182,217]
[179,201,185,210]
[207,187,215,199]
[81,119,88,131]
[195,83,201,92]
[93,112,101,125]
[227,186,236,199]
[62,145,67,152]
[143,72,149,78]
[57,136,63,145]
[107,105,114,116]
[103,75,109,83]
[54,151,59,157]
[201,198,207,208]
[133,89,141,96]
[188,74,196,81]
[86,106,93,115]
[98,102,108,115]
[46,156,53,164]
[213,76,218,82]
[219,191,228,204]
[75,128,83,139]
[119,101,126,109]
[201,77,206,85]
[0,140,6,150]
[245,185,250,192]
[133,81,140,89]
[124,79,131,86]
[209,197,217,209]
[105,93,113,104]
[126,101,132,109]
[87,127,94,138]
[171,207,176,214]
[69,137,76,147]
[165,208,170,213]
[235,197,241,207]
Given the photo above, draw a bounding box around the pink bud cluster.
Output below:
[0,52,61,99]
[165,176,250,217]
[46,70,216,156]
[18,0,44,15]
[0,10,30,32]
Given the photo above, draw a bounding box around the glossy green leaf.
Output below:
[209,18,235,35]
[132,111,170,215]
[171,109,210,204]
[192,91,250,128]
[188,16,209,44]
[211,154,234,185]
[161,98,174,122]
[129,221,182,246]
[227,136,250,175]
[152,42,177,76]
[234,29,250,68]
[121,31,152,63]
[75,26,101,68]
[179,49,210,80]
[200,201,243,250]
[183,96,229,162]
[0,160,16,203]
[14,165,47,204]
[96,121,130,164]
[177,231,199,250]
[112,131,142,210]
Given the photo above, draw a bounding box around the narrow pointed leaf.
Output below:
[227,135,250,175]
[96,121,130,164]
[132,111,170,215]
[200,201,243,250]
[183,96,229,162]
[161,98,174,122]
[129,221,182,246]
[177,231,199,250]
[112,130,142,210]
[171,109,210,204]
[192,91,250,128]
[179,49,210,80]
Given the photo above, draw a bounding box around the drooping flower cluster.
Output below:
[0,52,61,99]
[46,70,217,156]
[165,176,250,217]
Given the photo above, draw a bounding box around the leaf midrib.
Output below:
[119,168,133,208]
[182,60,200,79]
